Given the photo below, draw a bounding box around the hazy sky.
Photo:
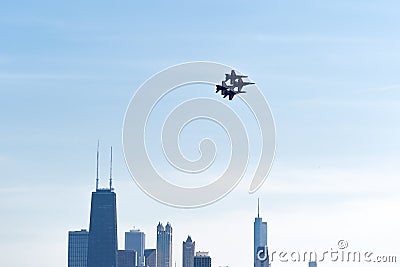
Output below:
[1,1,400,267]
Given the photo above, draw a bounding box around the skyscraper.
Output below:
[156,222,173,267]
[68,229,89,267]
[144,249,156,267]
[87,145,118,267]
[117,250,136,267]
[87,188,118,267]
[194,252,211,267]
[182,236,195,267]
[254,199,268,267]
[125,229,146,267]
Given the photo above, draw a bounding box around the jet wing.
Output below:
[216,85,228,94]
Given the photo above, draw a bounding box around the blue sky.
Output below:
[1,1,400,267]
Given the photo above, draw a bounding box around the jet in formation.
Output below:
[215,70,254,100]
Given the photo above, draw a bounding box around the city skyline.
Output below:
[68,173,267,267]
[68,144,397,267]
[68,185,395,267]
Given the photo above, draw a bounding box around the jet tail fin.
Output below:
[225,73,230,81]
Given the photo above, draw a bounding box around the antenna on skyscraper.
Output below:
[109,146,113,190]
[96,140,99,190]
[257,197,260,218]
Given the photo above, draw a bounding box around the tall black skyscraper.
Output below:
[87,145,118,267]
[87,188,118,267]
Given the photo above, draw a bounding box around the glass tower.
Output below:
[254,200,268,267]
[125,229,146,267]
[156,222,173,267]
[182,236,195,267]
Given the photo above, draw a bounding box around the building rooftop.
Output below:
[195,252,209,257]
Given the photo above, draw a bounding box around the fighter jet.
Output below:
[222,89,246,100]
[225,70,248,85]
[233,77,255,92]
[215,81,234,95]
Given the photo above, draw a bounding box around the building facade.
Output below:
[194,252,211,267]
[125,229,145,267]
[182,236,195,267]
[87,188,118,267]
[144,249,156,267]
[68,229,89,267]
[156,222,173,267]
[117,250,136,267]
